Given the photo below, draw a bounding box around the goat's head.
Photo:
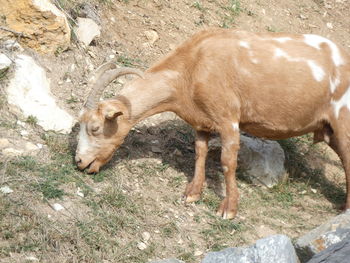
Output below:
[75,63,143,173]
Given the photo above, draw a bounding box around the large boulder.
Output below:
[0,0,71,53]
[201,234,298,263]
[307,232,350,263]
[209,135,287,187]
[6,54,74,134]
[295,209,350,263]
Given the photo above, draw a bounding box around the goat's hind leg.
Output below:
[326,115,350,210]
[184,131,210,203]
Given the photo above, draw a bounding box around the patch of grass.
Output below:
[161,222,178,238]
[192,1,207,12]
[201,212,243,251]
[41,132,70,154]
[218,0,242,28]
[33,181,65,199]
[224,0,241,15]
[178,251,196,262]
[0,67,9,82]
[168,175,183,188]
[66,95,79,104]
[117,55,140,67]
[25,115,38,126]
[198,188,221,211]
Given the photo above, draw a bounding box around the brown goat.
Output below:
[76,28,350,219]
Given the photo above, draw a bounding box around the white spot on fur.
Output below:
[274,48,325,82]
[251,58,259,64]
[274,37,293,43]
[274,48,289,58]
[307,60,325,82]
[331,85,350,118]
[304,34,344,66]
[77,123,90,155]
[232,122,239,131]
[239,41,250,49]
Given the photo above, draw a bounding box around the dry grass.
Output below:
[0,120,345,262]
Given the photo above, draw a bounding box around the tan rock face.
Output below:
[0,0,71,53]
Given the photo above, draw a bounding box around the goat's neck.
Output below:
[117,70,179,124]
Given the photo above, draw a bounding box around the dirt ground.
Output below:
[1,0,350,262]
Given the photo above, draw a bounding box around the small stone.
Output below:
[25,256,39,261]
[52,203,64,211]
[0,186,14,194]
[300,190,307,194]
[144,30,159,45]
[17,120,26,127]
[154,229,160,234]
[76,187,84,197]
[173,148,183,157]
[0,138,10,149]
[142,231,151,242]
[137,242,147,250]
[151,146,162,153]
[20,130,29,137]
[66,78,72,83]
[37,143,44,149]
[326,22,333,29]
[311,188,317,194]
[151,139,160,144]
[194,250,203,256]
[75,17,101,46]
[178,238,184,244]
[299,14,307,20]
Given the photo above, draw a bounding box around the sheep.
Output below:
[75,28,350,219]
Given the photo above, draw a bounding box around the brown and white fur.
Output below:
[76,28,350,219]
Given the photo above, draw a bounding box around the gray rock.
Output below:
[77,3,101,25]
[209,135,287,187]
[295,209,350,263]
[0,53,12,70]
[74,17,101,46]
[307,232,350,263]
[5,54,74,134]
[150,259,185,263]
[201,234,298,263]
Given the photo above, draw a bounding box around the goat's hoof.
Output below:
[216,198,237,220]
[184,182,202,203]
[184,194,201,203]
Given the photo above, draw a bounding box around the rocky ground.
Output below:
[1,0,350,262]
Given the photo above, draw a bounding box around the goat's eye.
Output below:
[91,125,100,133]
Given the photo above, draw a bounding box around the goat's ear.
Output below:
[105,110,123,120]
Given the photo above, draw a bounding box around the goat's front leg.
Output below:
[217,123,240,219]
[184,131,210,203]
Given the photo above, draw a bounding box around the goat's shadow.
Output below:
[69,120,346,209]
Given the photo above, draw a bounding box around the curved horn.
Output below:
[84,63,144,109]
